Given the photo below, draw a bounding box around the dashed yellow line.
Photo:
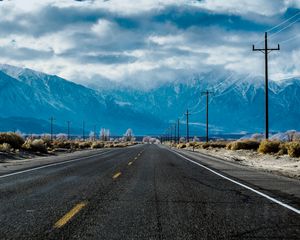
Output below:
[54,202,87,229]
[113,172,122,179]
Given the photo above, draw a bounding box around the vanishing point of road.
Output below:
[0,144,299,239]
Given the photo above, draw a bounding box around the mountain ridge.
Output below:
[0,64,299,136]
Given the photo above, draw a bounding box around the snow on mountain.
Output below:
[0,64,299,135]
[0,64,163,135]
[100,71,300,135]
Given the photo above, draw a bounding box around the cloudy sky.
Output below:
[0,0,299,89]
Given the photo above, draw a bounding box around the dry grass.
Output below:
[286,142,300,158]
[0,132,24,149]
[0,143,12,152]
[258,140,280,154]
[227,140,260,151]
[202,141,228,149]
[91,142,105,149]
[177,143,187,149]
[22,139,48,153]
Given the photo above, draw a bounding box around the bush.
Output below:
[227,140,260,151]
[0,143,12,152]
[286,142,300,158]
[177,143,186,149]
[202,141,228,149]
[91,142,105,149]
[258,140,280,154]
[78,142,92,149]
[0,132,24,149]
[52,140,72,149]
[22,139,47,153]
[278,143,288,155]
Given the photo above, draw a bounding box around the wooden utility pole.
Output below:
[49,117,55,141]
[185,109,191,142]
[177,118,180,144]
[82,121,85,140]
[253,32,280,139]
[67,121,71,140]
[201,91,214,143]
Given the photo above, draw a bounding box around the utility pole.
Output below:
[253,32,280,140]
[201,91,214,143]
[174,123,177,144]
[94,125,96,141]
[82,121,85,140]
[185,109,191,142]
[177,118,180,144]
[49,117,55,141]
[67,121,71,140]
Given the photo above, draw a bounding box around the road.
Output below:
[0,144,299,239]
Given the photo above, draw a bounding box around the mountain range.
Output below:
[0,64,299,137]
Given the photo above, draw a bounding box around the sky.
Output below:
[0,0,299,89]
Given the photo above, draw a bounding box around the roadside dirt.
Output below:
[185,147,300,180]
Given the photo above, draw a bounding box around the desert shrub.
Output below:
[78,142,92,149]
[42,137,52,148]
[113,143,128,148]
[177,143,186,149]
[22,139,47,153]
[52,140,72,149]
[105,143,115,148]
[286,142,300,158]
[227,140,260,151]
[187,142,196,147]
[258,140,280,154]
[278,143,288,155]
[91,142,105,149]
[202,141,228,149]
[0,132,24,149]
[0,143,12,152]
[226,142,233,150]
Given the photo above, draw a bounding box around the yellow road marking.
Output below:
[113,172,122,179]
[128,161,133,166]
[54,202,87,229]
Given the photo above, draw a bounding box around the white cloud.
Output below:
[0,0,299,89]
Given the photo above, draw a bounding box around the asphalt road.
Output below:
[0,144,299,239]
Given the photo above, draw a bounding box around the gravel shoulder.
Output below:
[184,147,300,180]
[0,148,110,175]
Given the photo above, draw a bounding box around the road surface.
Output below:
[0,144,299,239]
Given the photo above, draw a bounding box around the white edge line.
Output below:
[172,150,300,215]
[0,150,114,179]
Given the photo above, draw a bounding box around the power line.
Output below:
[266,11,300,33]
[253,32,280,140]
[280,33,300,44]
[269,17,299,40]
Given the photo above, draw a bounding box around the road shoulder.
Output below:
[163,145,300,209]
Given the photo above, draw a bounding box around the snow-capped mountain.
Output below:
[0,64,163,135]
[101,71,300,135]
[0,64,299,136]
